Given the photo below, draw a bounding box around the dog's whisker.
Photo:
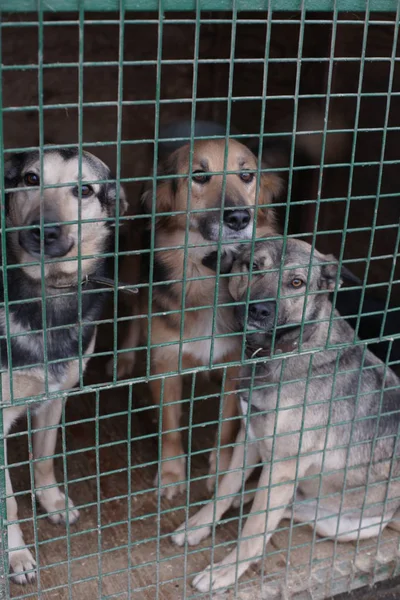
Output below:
[251,346,264,359]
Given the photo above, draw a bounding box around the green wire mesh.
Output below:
[0,3,399,600]
[0,0,398,12]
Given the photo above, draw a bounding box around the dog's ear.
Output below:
[141,150,179,216]
[319,252,361,290]
[255,166,283,231]
[4,153,26,190]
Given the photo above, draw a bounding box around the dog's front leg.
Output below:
[32,399,79,525]
[172,426,259,546]
[106,311,140,380]
[3,408,37,584]
[151,372,186,499]
[208,365,240,491]
[193,459,299,592]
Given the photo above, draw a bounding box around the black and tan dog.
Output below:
[2,148,126,584]
[113,137,281,499]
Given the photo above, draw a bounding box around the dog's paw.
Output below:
[9,548,36,585]
[207,446,233,492]
[36,488,79,525]
[192,562,234,592]
[172,511,212,547]
[155,458,186,500]
[193,550,248,592]
[106,352,135,380]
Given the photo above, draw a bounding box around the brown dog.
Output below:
[111,137,281,498]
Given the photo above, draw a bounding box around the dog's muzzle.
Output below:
[19,219,74,258]
[223,208,250,232]
[235,299,276,332]
[199,207,252,242]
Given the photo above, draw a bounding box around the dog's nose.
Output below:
[19,220,71,258]
[27,221,62,248]
[223,208,250,231]
[30,221,62,246]
[249,302,272,321]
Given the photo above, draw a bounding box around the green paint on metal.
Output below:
[1,3,400,600]
[0,0,398,12]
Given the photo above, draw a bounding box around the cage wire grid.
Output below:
[0,1,398,600]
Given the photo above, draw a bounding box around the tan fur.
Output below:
[7,152,119,282]
[4,333,96,584]
[112,138,281,499]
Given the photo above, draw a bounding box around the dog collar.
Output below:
[246,337,299,359]
[52,275,138,296]
[246,324,318,359]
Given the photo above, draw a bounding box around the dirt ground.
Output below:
[7,346,400,600]
[3,10,400,600]
[336,575,400,600]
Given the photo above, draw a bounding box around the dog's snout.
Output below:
[30,221,62,245]
[223,208,250,231]
[19,219,72,258]
[249,302,272,321]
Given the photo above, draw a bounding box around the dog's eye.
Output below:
[245,261,259,273]
[81,184,94,197]
[24,172,40,186]
[73,184,94,198]
[192,170,211,185]
[240,171,254,184]
[291,278,304,288]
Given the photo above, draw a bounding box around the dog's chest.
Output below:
[239,397,256,440]
[237,364,299,447]
[0,290,101,374]
[182,306,238,364]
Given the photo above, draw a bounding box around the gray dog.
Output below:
[173,237,400,592]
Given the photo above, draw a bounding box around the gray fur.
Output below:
[172,237,400,593]
[237,237,400,537]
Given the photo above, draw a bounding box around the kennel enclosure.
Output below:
[0,1,400,599]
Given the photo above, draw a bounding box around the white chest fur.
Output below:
[181,307,238,364]
[240,397,256,440]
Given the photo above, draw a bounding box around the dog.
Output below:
[172,237,400,592]
[249,108,400,365]
[2,148,126,584]
[112,135,282,499]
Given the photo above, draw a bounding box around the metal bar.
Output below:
[0,13,10,599]
[0,0,398,13]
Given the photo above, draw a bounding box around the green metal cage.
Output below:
[0,1,400,599]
